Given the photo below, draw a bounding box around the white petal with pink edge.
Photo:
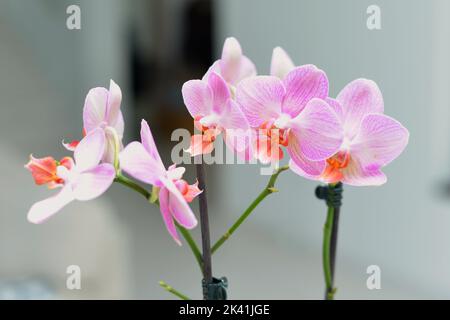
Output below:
[270,47,295,79]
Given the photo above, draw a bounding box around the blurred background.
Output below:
[0,0,448,299]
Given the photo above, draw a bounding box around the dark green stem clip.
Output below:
[315,182,343,208]
[202,277,228,300]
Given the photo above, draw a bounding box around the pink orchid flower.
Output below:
[236,65,343,173]
[270,47,295,79]
[119,120,201,245]
[290,79,409,186]
[203,37,257,87]
[182,71,250,157]
[26,129,116,224]
[64,80,124,163]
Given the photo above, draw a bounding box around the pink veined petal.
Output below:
[270,46,295,79]
[119,141,165,185]
[282,65,328,117]
[217,99,249,130]
[350,113,409,168]
[340,156,387,186]
[74,128,106,171]
[140,119,164,168]
[222,129,255,161]
[161,178,197,230]
[27,185,74,224]
[182,80,213,118]
[287,130,327,176]
[202,60,221,82]
[324,98,344,123]
[83,87,108,133]
[72,163,115,201]
[289,98,343,161]
[159,186,182,245]
[288,158,325,182]
[236,76,285,127]
[336,78,384,140]
[219,100,252,154]
[106,79,122,126]
[208,72,230,114]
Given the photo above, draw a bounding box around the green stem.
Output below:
[175,221,204,274]
[211,165,289,254]
[323,205,335,300]
[159,281,191,300]
[114,173,151,199]
[114,173,203,273]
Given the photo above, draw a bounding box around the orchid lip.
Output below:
[274,113,292,129]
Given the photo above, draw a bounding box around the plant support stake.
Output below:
[196,158,228,300]
[316,182,343,300]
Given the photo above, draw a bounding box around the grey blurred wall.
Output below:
[215,0,450,298]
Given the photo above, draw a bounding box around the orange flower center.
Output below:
[321,151,351,183]
[260,121,289,147]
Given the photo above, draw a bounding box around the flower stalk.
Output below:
[159,281,191,300]
[211,165,289,254]
[316,182,343,300]
[114,173,203,273]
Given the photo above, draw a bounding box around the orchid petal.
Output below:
[140,119,164,168]
[113,111,125,137]
[74,128,105,171]
[350,113,409,168]
[219,99,251,154]
[270,46,295,79]
[208,72,230,114]
[336,78,384,139]
[106,80,122,126]
[236,76,284,127]
[289,98,343,161]
[341,157,387,186]
[325,98,344,123]
[287,130,327,176]
[161,178,197,229]
[182,80,213,118]
[159,187,182,245]
[72,163,115,201]
[185,134,215,156]
[83,87,108,132]
[119,141,165,185]
[220,37,243,83]
[167,165,186,181]
[288,158,326,181]
[27,186,74,224]
[232,56,257,84]
[282,65,328,117]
